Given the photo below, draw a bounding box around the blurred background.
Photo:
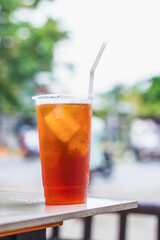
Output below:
[0,0,160,239]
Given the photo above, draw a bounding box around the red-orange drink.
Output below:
[33,95,92,205]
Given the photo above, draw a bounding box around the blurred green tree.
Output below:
[137,76,160,118]
[0,0,67,113]
[142,77,160,103]
[93,84,127,119]
[112,76,160,119]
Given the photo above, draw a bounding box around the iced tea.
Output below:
[35,96,92,205]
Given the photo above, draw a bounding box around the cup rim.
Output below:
[32,94,94,105]
[32,94,93,101]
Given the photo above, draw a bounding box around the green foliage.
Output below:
[93,84,128,119]
[142,77,160,103]
[0,0,67,113]
[136,76,160,118]
[107,84,125,101]
[93,108,108,119]
[93,76,160,121]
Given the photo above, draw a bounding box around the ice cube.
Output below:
[68,130,90,156]
[45,106,80,142]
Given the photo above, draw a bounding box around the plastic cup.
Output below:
[32,94,92,205]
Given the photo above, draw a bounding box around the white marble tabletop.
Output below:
[0,190,137,236]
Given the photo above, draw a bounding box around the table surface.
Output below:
[0,190,137,236]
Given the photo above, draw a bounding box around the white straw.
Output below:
[88,41,107,96]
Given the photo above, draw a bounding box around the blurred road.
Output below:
[0,158,43,192]
[90,160,160,202]
[0,158,160,240]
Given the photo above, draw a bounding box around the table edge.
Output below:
[0,199,137,234]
